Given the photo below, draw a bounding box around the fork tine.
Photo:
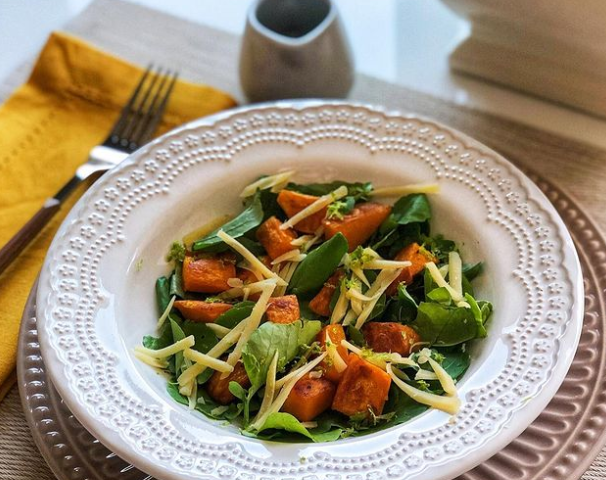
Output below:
[120,67,164,148]
[130,69,171,146]
[106,65,153,144]
[135,71,179,146]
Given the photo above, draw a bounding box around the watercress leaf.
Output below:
[228,381,247,401]
[380,194,431,234]
[155,276,171,314]
[143,319,173,350]
[347,326,366,346]
[170,318,187,373]
[298,300,321,320]
[462,262,483,281]
[465,293,487,338]
[440,349,470,379]
[423,268,439,300]
[287,181,373,201]
[256,412,315,440]
[235,237,266,257]
[169,263,185,298]
[181,321,218,353]
[242,320,322,389]
[427,286,453,305]
[167,381,188,406]
[462,275,474,297]
[479,301,493,324]
[192,194,264,252]
[289,233,348,296]
[413,302,478,346]
[422,234,456,263]
[385,283,418,323]
[258,189,284,221]
[215,301,255,328]
[382,385,429,426]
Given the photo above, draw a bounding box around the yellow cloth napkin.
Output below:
[0,32,237,401]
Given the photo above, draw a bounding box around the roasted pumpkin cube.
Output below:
[256,216,298,260]
[281,374,336,422]
[332,354,391,417]
[277,189,326,234]
[317,324,350,382]
[206,360,250,405]
[362,322,420,356]
[182,252,236,293]
[386,242,436,296]
[309,270,344,317]
[265,295,300,324]
[173,300,232,322]
[323,202,391,252]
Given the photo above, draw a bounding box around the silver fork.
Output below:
[0,66,178,276]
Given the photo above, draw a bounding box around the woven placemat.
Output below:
[3,0,606,478]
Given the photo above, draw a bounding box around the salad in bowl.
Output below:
[135,171,492,442]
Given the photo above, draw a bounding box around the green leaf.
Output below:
[382,386,429,426]
[462,262,483,281]
[479,301,493,324]
[167,382,188,405]
[369,294,387,320]
[259,189,285,221]
[253,412,343,442]
[289,233,349,296]
[347,326,366,346]
[169,263,185,298]
[242,320,322,389]
[286,181,373,201]
[423,267,439,300]
[385,283,418,323]
[380,194,431,234]
[236,237,266,257]
[228,381,247,401]
[155,276,171,315]
[465,293,487,338]
[298,300,321,320]
[413,302,478,346]
[440,349,470,380]
[327,196,356,220]
[427,286,453,305]
[215,301,255,328]
[192,194,264,252]
[422,234,456,263]
[182,320,219,383]
[170,318,187,373]
[143,319,174,350]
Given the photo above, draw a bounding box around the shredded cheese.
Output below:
[387,364,460,414]
[227,277,244,288]
[448,251,463,297]
[206,323,230,338]
[240,171,296,198]
[275,261,298,296]
[325,332,348,373]
[354,269,403,329]
[223,283,276,375]
[426,262,469,308]
[364,259,412,270]
[330,282,349,324]
[371,183,440,197]
[340,340,416,370]
[345,287,381,303]
[134,336,195,359]
[239,261,263,281]
[415,369,439,381]
[183,348,234,373]
[271,249,307,265]
[177,320,247,386]
[188,381,198,410]
[156,295,176,329]
[219,278,281,300]
[280,186,348,230]
[438,264,449,278]
[254,352,279,424]
[428,357,457,396]
[290,235,314,247]
[341,308,357,327]
[251,353,327,430]
[217,230,286,286]
[134,350,168,369]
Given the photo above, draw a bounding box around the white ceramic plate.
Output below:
[36,101,583,480]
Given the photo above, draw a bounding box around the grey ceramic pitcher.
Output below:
[239,0,354,102]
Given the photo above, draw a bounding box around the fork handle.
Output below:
[0,198,62,276]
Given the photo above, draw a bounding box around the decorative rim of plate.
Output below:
[35,100,583,480]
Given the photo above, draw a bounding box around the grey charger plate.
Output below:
[17,172,606,480]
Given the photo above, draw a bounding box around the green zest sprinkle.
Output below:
[167,241,186,263]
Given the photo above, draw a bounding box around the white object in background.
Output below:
[440,0,606,118]
[239,0,354,102]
